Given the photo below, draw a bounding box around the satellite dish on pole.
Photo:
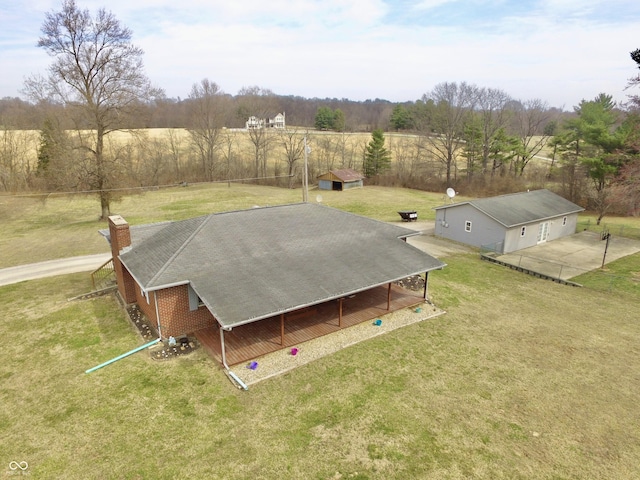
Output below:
[446,188,456,203]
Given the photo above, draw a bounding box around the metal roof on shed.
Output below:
[119,203,445,329]
[434,189,584,228]
[317,169,365,182]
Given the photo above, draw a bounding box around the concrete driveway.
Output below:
[0,253,112,287]
[392,220,474,258]
[492,231,640,280]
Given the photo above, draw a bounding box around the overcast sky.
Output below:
[1,0,639,110]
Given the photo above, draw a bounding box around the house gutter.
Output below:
[220,326,248,391]
[143,280,190,293]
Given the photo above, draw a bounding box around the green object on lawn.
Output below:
[85,338,161,374]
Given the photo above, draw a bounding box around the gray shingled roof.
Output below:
[435,189,584,227]
[119,203,445,329]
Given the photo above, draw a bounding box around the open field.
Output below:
[1,185,639,479]
[0,127,409,172]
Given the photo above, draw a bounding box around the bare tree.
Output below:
[186,79,227,181]
[511,99,555,176]
[391,135,422,186]
[237,86,278,182]
[248,127,273,181]
[24,0,162,219]
[278,128,308,188]
[128,131,172,187]
[626,48,640,109]
[219,129,240,187]
[315,135,343,172]
[165,129,185,181]
[476,87,513,176]
[422,82,478,185]
[0,128,36,192]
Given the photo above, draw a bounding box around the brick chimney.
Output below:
[108,215,137,304]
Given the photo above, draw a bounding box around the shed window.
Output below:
[562,216,567,226]
[465,221,472,232]
[521,226,526,237]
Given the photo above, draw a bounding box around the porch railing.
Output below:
[91,257,115,290]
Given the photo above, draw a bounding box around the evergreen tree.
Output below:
[332,109,345,131]
[363,129,391,177]
[37,117,67,184]
[314,106,345,131]
[390,105,412,130]
[553,93,625,221]
[314,106,334,130]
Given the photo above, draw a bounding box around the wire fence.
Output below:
[576,220,640,241]
[480,248,635,293]
[481,221,640,294]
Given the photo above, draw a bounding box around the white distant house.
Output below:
[434,189,584,253]
[245,115,264,130]
[246,112,286,130]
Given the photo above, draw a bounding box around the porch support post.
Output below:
[338,297,343,328]
[387,282,392,311]
[423,272,429,300]
[280,313,285,346]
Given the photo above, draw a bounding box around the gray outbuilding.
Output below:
[434,189,584,253]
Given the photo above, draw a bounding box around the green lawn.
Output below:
[1,185,639,479]
[572,249,640,295]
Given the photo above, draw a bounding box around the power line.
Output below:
[0,174,295,198]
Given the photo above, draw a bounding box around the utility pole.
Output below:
[303,136,310,202]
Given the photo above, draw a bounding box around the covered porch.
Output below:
[194,283,425,366]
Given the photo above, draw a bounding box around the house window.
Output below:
[465,221,472,232]
[562,216,567,226]
[521,226,526,237]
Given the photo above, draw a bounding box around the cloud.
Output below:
[2,0,639,109]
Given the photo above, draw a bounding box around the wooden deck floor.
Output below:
[194,284,424,366]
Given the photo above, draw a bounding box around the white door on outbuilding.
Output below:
[537,222,550,244]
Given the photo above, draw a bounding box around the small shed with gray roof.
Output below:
[434,189,584,253]
[106,203,445,366]
[317,169,364,191]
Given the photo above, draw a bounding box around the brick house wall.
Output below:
[135,286,158,329]
[155,285,215,338]
[109,215,217,339]
[131,279,215,338]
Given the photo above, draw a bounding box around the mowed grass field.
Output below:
[1,185,639,479]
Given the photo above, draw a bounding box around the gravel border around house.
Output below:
[230,300,446,387]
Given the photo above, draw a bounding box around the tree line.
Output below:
[1,0,639,223]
